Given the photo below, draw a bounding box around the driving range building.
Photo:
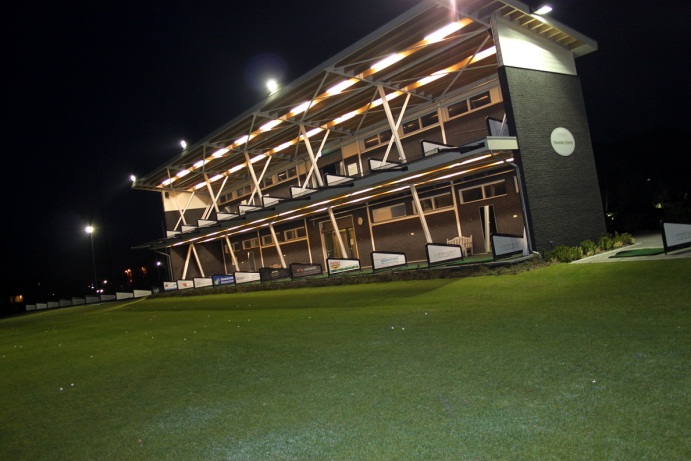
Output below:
[133,0,606,282]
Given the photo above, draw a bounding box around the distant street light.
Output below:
[84,226,97,292]
[180,140,187,150]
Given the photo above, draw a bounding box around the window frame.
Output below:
[459,180,508,204]
[242,237,259,249]
[413,192,454,214]
[371,202,408,223]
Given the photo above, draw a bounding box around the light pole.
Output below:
[85,225,97,292]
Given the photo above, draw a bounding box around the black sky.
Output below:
[2,0,688,299]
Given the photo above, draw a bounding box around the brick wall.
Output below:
[499,66,606,252]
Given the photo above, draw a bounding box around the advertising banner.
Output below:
[327,258,361,275]
[371,252,407,271]
[163,281,178,291]
[260,267,291,282]
[235,271,261,285]
[133,289,152,298]
[116,292,134,300]
[72,297,86,305]
[662,221,691,253]
[37,303,47,310]
[290,263,323,279]
[193,277,213,288]
[59,299,72,307]
[26,305,36,311]
[47,301,59,309]
[85,296,100,304]
[177,280,194,290]
[100,294,116,302]
[426,244,464,266]
[491,233,526,260]
[212,274,235,287]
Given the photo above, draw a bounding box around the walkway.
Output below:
[573,231,691,264]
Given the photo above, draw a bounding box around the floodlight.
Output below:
[180,140,187,149]
[266,79,279,94]
[534,4,552,15]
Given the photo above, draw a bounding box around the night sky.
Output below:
[2,0,688,300]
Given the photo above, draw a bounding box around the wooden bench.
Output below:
[446,235,473,256]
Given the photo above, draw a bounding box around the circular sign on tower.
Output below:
[550,127,575,156]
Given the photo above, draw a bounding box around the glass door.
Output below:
[322,225,358,260]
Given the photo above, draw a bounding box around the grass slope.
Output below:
[1,261,689,460]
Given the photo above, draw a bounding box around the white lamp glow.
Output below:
[267,79,279,94]
[534,4,553,15]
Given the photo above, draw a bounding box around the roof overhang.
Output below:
[132,0,594,196]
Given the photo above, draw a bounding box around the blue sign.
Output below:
[212,274,235,286]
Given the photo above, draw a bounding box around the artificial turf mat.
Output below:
[1,260,689,460]
[610,247,665,258]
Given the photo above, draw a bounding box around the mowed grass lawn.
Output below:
[1,261,689,460]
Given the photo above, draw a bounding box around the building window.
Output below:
[402,119,421,135]
[225,242,241,253]
[242,237,259,249]
[235,184,251,198]
[346,161,359,176]
[448,100,469,118]
[372,203,407,223]
[447,90,493,120]
[263,175,274,187]
[415,192,453,213]
[485,181,506,197]
[401,110,439,136]
[261,235,274,246]
[284,227,307,241]
[469,91,491,109]
[276,167,297,183]
[420,111,439,128]
[460,180,507,203]
[363,129,392,149]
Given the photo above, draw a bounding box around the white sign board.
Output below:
[116,292,134,300]
[491,233,526,259]
[193,277,213,288]
[133,289,152,298]
[372,252,407,271]
[177,280,194,290]
[327,258,361,275]
[427,244,463,265]
[163,281,178,291]
[235,271,261,285]
[662,221,691,252]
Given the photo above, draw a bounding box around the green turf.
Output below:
[610,248,666,258]
[1,261,689,460]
